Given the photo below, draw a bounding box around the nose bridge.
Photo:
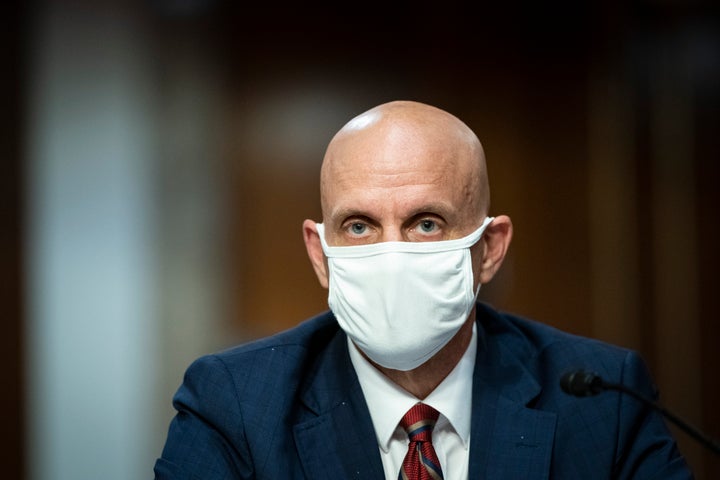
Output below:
[380,223,404,242]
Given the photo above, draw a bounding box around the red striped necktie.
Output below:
[398,403,445,480]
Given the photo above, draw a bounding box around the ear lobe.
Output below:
[302,219,329,289]
[478,215,513,284]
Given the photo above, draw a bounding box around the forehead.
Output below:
[321,123,479,223]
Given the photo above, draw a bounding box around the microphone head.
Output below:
[560,370,605,397]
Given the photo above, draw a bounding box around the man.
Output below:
[155,100,692,478]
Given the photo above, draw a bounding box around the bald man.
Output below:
[155,101,691,479]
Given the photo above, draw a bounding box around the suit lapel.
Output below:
[468,309,557,479]
[292,306,557,479]
[293,328,384,480]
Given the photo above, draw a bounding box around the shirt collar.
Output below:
[348,323,477,452]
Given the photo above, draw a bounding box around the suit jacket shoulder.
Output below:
[155,311,384,480]
[470,303,693,479]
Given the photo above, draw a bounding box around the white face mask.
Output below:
[316,217,493,371]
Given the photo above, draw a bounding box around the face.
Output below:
[303,102,513,379]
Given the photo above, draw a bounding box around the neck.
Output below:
[367,314,476,399]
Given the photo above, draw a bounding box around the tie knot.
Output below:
[400,403,439,443]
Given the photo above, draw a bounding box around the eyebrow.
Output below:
[327,207,374,226]
[406,202,455,220]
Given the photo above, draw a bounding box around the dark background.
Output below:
[4,0,719,478]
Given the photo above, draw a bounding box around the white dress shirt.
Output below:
[347,324,476,480]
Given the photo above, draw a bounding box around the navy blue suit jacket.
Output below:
[155,303,692,479]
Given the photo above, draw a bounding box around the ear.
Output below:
[477,215,513,285]
[302,219,329,289]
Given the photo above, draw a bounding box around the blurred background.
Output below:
[2,0,719,478]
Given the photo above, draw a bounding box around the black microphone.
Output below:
[560,370,605,396]
[560,369,720,456]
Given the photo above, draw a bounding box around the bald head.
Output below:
[320,101,490,227]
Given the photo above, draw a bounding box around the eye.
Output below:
[418,219,438,234]
[349,222,367,235]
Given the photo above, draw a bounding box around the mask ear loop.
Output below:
[470,216,494,303]
[473,283,482,300]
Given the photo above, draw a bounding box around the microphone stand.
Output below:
[563,370,720,456]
